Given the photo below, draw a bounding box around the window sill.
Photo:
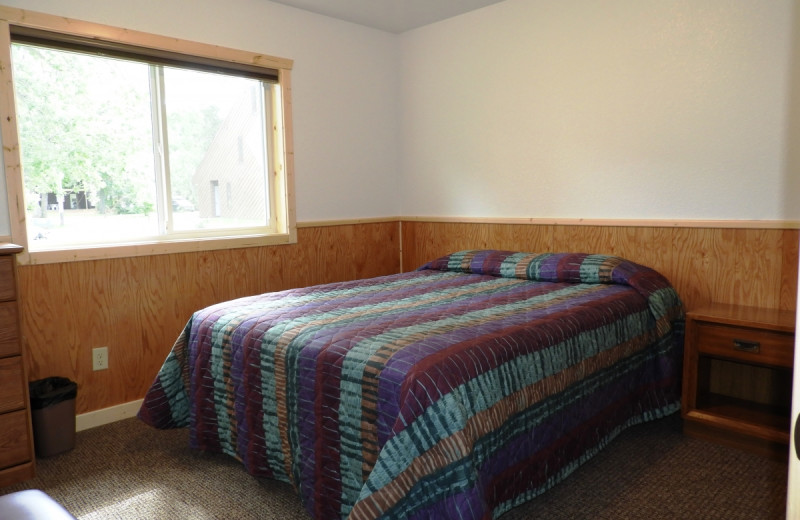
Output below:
[18,230,297,265]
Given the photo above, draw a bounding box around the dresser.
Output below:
[0,243,35,486]
[681,303,795,460]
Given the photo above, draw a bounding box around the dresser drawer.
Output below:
[0,300,19,357]
[0,356,25,414]
[695,321,794,367]
[0,409,31,470]
[0,256,14,301]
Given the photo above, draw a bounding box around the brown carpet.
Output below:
[0,414,788,519]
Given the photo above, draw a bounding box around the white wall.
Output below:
[0,0,401,227]
[399,0,798,221]
[2,0,797,230]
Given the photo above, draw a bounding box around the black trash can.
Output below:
[29,377,77,458]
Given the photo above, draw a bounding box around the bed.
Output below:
[138,250,684,519]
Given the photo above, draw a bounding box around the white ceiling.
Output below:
[269,0,507,33]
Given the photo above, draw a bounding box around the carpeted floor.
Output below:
[0,414,788,519]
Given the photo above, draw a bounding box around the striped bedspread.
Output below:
[139,251,684,519]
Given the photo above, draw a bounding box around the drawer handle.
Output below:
[733,339,760,353]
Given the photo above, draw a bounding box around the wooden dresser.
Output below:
[0,243,35,486]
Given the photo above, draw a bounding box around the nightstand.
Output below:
[681,303,795,460]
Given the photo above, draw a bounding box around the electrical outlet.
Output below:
[92,347,108,371]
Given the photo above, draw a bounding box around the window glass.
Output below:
[11,42,275,249]
[13,44,157,245]
[163,67,270,232]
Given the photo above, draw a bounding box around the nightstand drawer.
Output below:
[696,322,793,367]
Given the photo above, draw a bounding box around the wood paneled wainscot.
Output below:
[400,220,799,312]
[0,243,34,486]
[14,219,800,420]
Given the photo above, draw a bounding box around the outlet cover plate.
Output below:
[93,346,108,371]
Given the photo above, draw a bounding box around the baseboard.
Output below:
[75,399,144,432]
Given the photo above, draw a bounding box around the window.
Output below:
[0,10,295,264]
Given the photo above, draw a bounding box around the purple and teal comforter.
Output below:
[139,250,684,519]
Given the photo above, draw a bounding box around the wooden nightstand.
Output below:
[682,303,795,460]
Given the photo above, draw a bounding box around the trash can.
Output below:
[28,377,77,458]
